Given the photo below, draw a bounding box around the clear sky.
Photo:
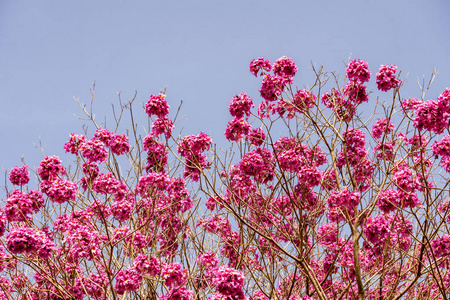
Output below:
[1,0,449,174]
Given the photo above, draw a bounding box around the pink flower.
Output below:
[151,116,174,138]
[161,262,187,288]
[210,265,246,299]
[342,80,369,104]
[159,286,194,300]
[6,226,55,259]
[371,118,395,139]
[413,99,450,134]
[9,166,30,186]
[92,172,123,195]
[111,197,134,222]
[93,128,113,145]
[197,252,219,270]
[272,56,298,81]
[249,57,271,77]
[40,178,77,204]
[245,127,266,147]
[225,118,251,142]
[228,92,254,119]
[317,223,339,249]
[401,97,422,111]
[109,133,130,155]
[291,89,316,112]
[145,94,170,118]
[143,136,168,171]
[37,156,66,181]
[114,267,142,295]
[376,64,401,91]
[346,59,371,83]
[5,189,33,222]
[80,139,108,163]
[133,254,161,276]
[259,74,284,102]
[63,133,86,154]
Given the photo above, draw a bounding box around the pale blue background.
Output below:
[1,1,449,177]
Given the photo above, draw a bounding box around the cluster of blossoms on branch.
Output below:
[2,56,450,300]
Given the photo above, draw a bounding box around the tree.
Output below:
[2,56,450,299]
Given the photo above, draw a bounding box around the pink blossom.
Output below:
[401,97,422,111]
[225,118,251,142]
[111,197,134,222]
[292,89,316,112]
[376,64,401,91]
[63,133,86,154]
[37,155,66,181]
[259,74,284,102]
[109,133,130,155]
[5,189,33,222]
[245,127,266,147]
[159,286,194,300]
[432,135,450,157]
[114,267,142,295]
[145,94,170,118]
[346,59,371,83]
[80,139,108,163]
[133,254,161,276]
[151,116,174,138]
[249,57,271,77]
[40,178,77,204]
[342,80,369,104]
[9,166,30,186]
[197,252,219,270]
[371,118,395,139]
[92,172,122,195]
[229,92,254,119]
[272,56,297,81]
[413,99,450,134]
[211,265,246,299]
[93,128,113,145]
[161,262,187,288]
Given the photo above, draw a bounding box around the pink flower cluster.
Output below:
[371,118,395,139]
[363,213,412,254]
[5,189,44,222]
[225,118,251,142]
[327,187,360,222]
[278,89,317,118]
[40,178,77,204]
[254,56,297,102]
[210,265,246,299]
[161,262,187,288]
[336,128,367,168]
[376,64,401,91]
[237,148,274,184]
[8,166,30,186]
[133,254,161,276]
[145,94,170,118]
[65,129,130,159]
[143,134,168,172]
[177,132,212,181]
[229,93,254,119]
[245,127,266,147]
[431,235,450,258]
[249,57,271,77]
[114,267,142,295]
[6,226,55,259]
[37,155,66,181]
[346,59,371,83]
[63,133,86,154]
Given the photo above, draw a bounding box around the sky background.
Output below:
[1,0,449,180]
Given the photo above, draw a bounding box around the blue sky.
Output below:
[1,0,449,175]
